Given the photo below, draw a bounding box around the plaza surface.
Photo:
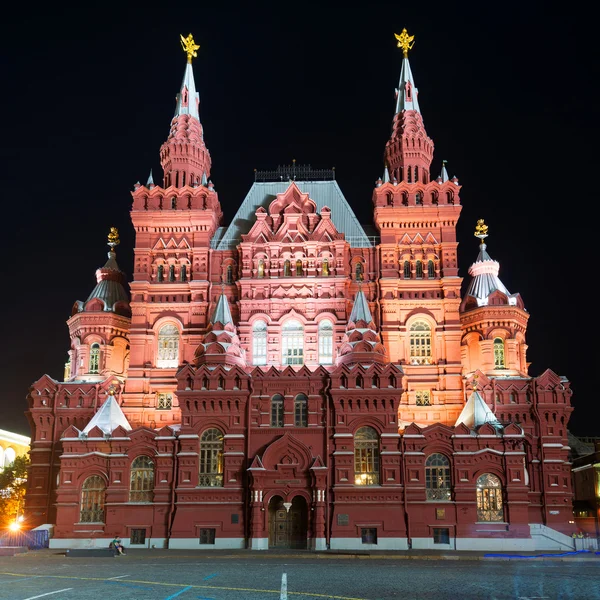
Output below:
[0,549,599,599]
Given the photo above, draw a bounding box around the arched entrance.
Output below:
[268,495,308,549]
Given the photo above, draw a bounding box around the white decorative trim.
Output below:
[251,537,269,550]
[330,537,409,550]
[168,538,245,550]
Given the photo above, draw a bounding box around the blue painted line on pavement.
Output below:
[202,573,219,581]
[164,585,193,599]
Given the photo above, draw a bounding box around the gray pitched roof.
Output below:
[349,289,373,323]
[82,394,131,436]
[213,180,374,250]
[210,293,233,325]
[455,390,501,430]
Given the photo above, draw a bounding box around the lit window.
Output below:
[318,319,334,365]
[157,393,172,410]
[79,476,106,523]
[199,428,223,487]
[494,337,506,369]
[157,324,179,368]
[416,390,431,406]
[3,448,16,468]
[89,343,100,374]
[476,473,504,522]
[355,262,363,281]
[129,456,154,502]
[282,319,304,366]
[425,454,451,501]
[296,259,303,276]
[321,258,330,276]
[257,259,265,278]
[354,426,379,486]
[284,260,291,277]
[252,320,267,366]
[271,394,284,427]
[409,320,432,365]
[294,394,308,427]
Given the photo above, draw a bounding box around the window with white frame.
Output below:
[157,323,179,368]
[318,319,334,365]
[252,320,267,366]
[282,319,304,366]
[409,320,432,365]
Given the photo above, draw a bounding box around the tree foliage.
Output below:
[0,455,29,527]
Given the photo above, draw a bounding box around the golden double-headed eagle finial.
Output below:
[180,33,200,63]
[107,226,120,249]
[394,28,415,58]
[474,219,489,240]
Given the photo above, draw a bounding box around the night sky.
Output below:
[2,4,595,437]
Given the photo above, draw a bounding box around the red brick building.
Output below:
[25,32,576,551]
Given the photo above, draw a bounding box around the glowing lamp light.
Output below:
[8,521,21,532]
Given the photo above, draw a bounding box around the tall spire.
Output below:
[384,29,434,185]
[160,33,212,188]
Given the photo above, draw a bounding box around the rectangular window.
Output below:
[337,514,349,526]
[416,390,431,406]
[199,528,216,545]
[231,514,239,524]
[130,528,146,545]
[433,528,450,544]
[271,400,284,427]
[157,393,173,410]
[361,528,377,544]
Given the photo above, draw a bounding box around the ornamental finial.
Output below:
[474,219,489,241]
[107,226,120,250]
[180,33,200,64]
[394,28,415,58]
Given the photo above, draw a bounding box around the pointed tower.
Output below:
[160,33,212,188]
[66,227,131,382]
[460,219,530,377]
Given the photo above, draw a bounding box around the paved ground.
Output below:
[0,549,599,599]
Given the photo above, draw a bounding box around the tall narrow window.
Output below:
[321,258,330,276]
[296,259,303,276]
[476,473,504,522]
[427,260,435,278]
[410,320,432,365]
[425,454,451,501]
[257,259,265,278]
[157,264,164,282]
[199,429,223,487]
[252,320,267,366]
[89,343,100,374]
[294,393,308,427]
[79,476,106,523]
[414,166,419,183]
[403,261,411,279]
[284,260,291,277]
[355,262,363,281]
[157,323,179,368]
[282,319,304,366]
[169,265,175,282]
[407,166,412,183]
[354,426,379,486]
[171,196,177,209]
[226,265,234,284]
[415,192,422,205]
[415,260,423,279]
[318,319,334,365]
[494,337,506,369]
[180,264,187,282]
[271,394,284,427]
[129,456,154,502]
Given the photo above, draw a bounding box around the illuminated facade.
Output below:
[25,33,576,551]
[0,429,30,471]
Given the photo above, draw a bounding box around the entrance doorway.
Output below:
[268,495,308,549]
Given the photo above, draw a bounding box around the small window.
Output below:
[130,528,146,545]
[318,319,334,365]
[231,514,239,524]
[257,259,265,278]
[296,259,303,276]
[433,528,450,544]
[321,258,330,276]
[361,528,377,544]
[157,264,164,282]
[180,264,187,282]
[271,394,284,427]
[157,393,172,410]
[252,320,267,366]
[494,338,506,369]
[427,260,435,278]
[157,323,180,368]
[169,265,175,282]
[171,196,177,209]
[415,260,423,279]
[226,265,234,284]
[403,261,411,279]
[89,343,100,374]
[416,390,431,406]
[294,394,308,427]
[284,260,291,277]
[355,262,363,281]
[199,528,216,544]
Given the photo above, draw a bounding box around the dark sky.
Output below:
[1,4,596,437]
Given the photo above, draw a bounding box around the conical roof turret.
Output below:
[384,29,434,185]
[160,34,212,188]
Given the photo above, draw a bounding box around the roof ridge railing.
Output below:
[254,163,335,182]
[210,234,379,249]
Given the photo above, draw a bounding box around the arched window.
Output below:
[355,262,363,281]
[180,264,187,282]
[199,429,224,487]
[3,447,16,468]
[321,258,330,276]
[282,319,304,366]
[157,264,164,282]
[414,167,419,184]
[79,475,106,523]
[427,260,435,278]
[294,393,308,427]
[296,259,303,276]
[157,323,179,368]
[415,191,422,205]
[171,196,177,209]
[476,473,504,522]
[410,320,432,365]
[252,320,267,365]
[318,319,334,365]
[354,426,379,486]
[425,454,451,501]
[129,456,154,502]
[226,265,234,284]
[169,265,175,282]
[284,260,291,277]
[494,337,506,369]
[403,261,411,279]
[407,166,412,183]
[271,394,284,427]
[257,259,265,278]
[89,343,100,374]
[415,260,423,279]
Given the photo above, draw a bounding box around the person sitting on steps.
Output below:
[111,535,126,556]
